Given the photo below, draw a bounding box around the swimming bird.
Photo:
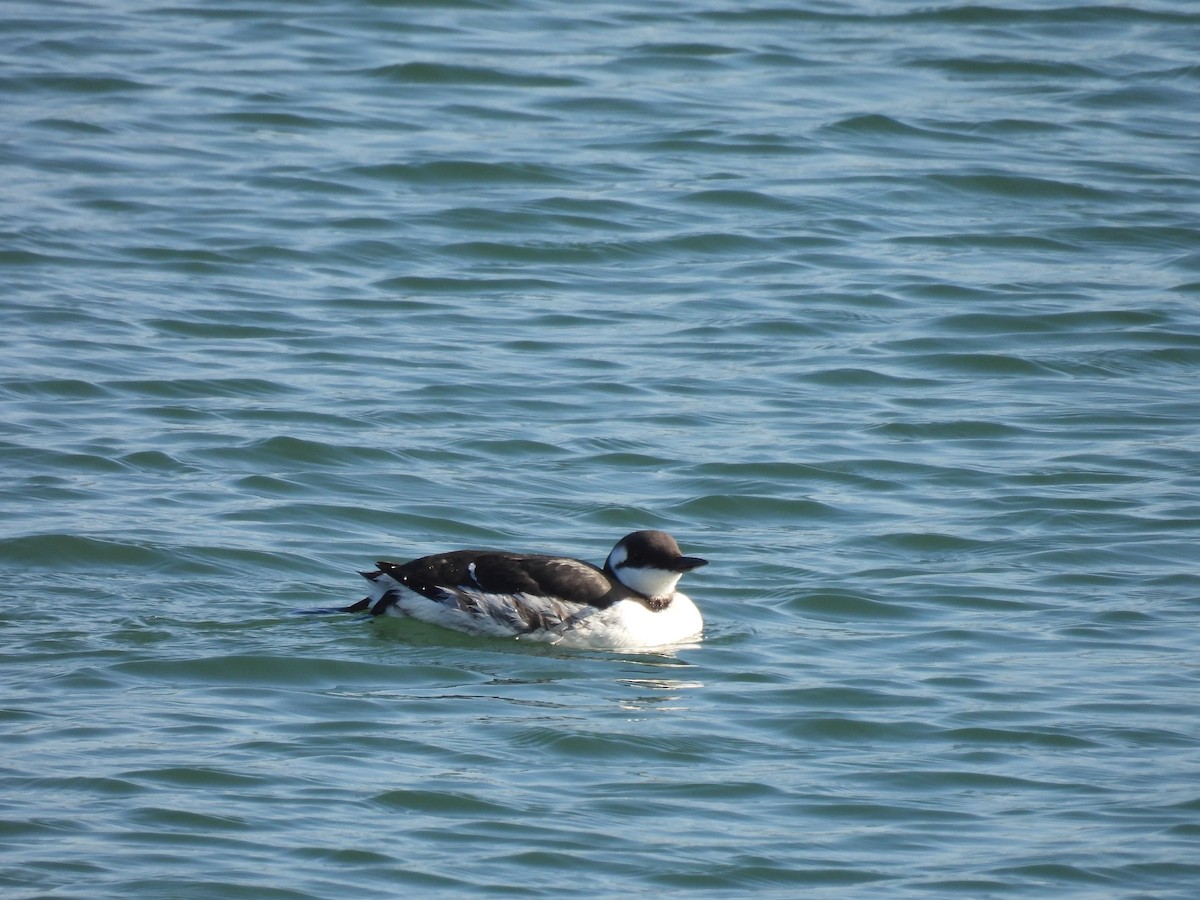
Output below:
[343,530,708,649]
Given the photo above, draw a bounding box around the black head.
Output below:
[605,530,708,599]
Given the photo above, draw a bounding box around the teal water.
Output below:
[4,1,1200,896]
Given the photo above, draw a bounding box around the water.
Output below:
[3,0,1200,896]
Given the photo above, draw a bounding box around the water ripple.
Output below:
[4,0,1200,897]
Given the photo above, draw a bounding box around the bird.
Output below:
[341,530,708,649]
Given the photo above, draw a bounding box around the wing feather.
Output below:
[470,555,614,604]
[370,550,622,635]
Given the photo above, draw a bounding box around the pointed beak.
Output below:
[674,555,708,572]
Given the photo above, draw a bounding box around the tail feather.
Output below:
[294,567,405,617]
[293,597,371,616]
[295,567,402,616]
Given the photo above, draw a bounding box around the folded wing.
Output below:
[368,551,622,638]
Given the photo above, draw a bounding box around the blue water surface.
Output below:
[3,1,1200,896]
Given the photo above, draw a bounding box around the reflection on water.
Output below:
[617,677,706,711]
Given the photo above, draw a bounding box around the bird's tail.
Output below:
[294,568,399,616]
[293,597,372,615]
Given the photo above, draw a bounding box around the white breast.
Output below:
[548,592,703,650]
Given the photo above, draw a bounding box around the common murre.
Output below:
[341,530,708,649]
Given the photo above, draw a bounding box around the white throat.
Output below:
[616,565,683,601]
[607,545,683,600]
